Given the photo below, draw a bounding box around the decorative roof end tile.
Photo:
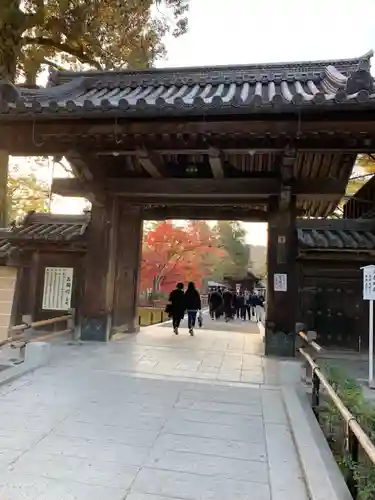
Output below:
[345,69,374,94]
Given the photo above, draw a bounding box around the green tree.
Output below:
[214,221,250,279]
[356,154,375,173]
[7,159,50,223]
[2,1,189,82]
[0,0,189,226]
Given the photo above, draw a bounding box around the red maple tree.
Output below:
[140,221,220,295]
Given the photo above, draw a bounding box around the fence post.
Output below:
[312,369,320,422]
[68,309,80,342]
[345,425,359,498]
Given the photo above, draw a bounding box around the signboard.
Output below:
[361,265,375,388]
[362,265,375,300]
[42,267,73,311]
[273,273,287,292]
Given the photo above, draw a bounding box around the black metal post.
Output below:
[312,370,320,422]
[345,426,359,498]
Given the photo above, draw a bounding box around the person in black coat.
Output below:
[222,288,234,322]
[209,288,223,319]
[236,292,245,320]
[184,281,201,336]
[167,282,185,335]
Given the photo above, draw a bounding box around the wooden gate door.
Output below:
[300,278,363,351]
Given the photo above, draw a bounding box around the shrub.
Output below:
[319,363,375,500]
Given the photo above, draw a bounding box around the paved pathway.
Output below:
[161,309,262,335]
[0,320,308,499]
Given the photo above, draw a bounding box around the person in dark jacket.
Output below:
[253,294,265,322]
[236,292,245,320]
[209,288,223,320]
[168,282,185,335]
[184,281,201,336]
[222,288,234,322]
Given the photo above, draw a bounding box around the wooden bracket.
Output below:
[279,185,292,210]
[208,147,224,179]
[136,148,166,178]
[281,146,296,183]
[65,150,94,182]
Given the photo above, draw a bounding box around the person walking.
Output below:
[234,292,240,319]
[243,289,251,321]
[222,288,233,322]
[167,282,185,335]
[236,291,245,320]
[209,288,223,320]
[254,294,265,322]
[184,281,201,336]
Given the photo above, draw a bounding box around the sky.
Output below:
[45,0,375,246]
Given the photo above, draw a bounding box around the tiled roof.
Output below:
[7,212,89,242]
[0,230,13,258]
[297,219,375,251]
[0,52,374,119]
[0,213,374,258]
[0,213,89,257]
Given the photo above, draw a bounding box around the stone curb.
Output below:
[282,386,352,500]
[0,342,51,388]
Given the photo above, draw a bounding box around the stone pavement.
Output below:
[0,318,308,499]
[161,309,263,334]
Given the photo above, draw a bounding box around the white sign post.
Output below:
[42,267,74,311]
[361,265,375,388]
[273,273,287,292]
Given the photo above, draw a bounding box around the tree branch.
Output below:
[55,160,73,175]
[22,36,103,70]
[41,58,65,71]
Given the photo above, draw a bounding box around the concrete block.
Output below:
[25,341,51,368]
[0,342,51,387]
[307,330,317,342]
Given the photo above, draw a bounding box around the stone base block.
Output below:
[265,322,295,357]
[80,314,111,342]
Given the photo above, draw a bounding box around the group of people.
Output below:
[166,282,201,336]
[166,282,264,336]
[208,287,264,322]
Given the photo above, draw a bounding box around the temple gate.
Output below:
[0,51,374,353]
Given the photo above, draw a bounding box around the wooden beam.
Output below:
[52,177,278,198]
[143,206,268,222]
[2,121,375,156]
[135,149,165,178]
[52,177,347,200]
[208,147,224,179]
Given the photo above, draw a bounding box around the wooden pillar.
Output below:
[29,251,40,321]
[80,198,143,341]
[112,203,143,334]
[265,193,298,357]
[80,199,115,341]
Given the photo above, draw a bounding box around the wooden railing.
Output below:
[298,331,375,498]
[1,312,76,360]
